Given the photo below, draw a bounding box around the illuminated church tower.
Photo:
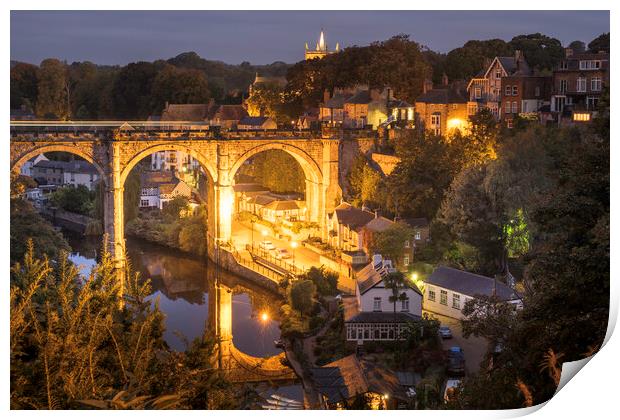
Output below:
[305,29,339,60]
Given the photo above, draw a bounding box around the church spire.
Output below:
[319,29,326,51]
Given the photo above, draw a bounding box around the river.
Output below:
[66,233,282,357]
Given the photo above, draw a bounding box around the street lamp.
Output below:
[291,241,298,269]
[260,311,269,322]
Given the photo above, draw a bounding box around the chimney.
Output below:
[370,88,381,101]
[514,50,523,62]
[323,89,331,104]
[565,47,574,58]
[423,79,433,94]
[441,73,449,87]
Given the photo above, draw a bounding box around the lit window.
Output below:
[495,69,502,79]
[404,240,410,248]
[373,297,382,311]
[512,101,518,114]
[452,294,461,310]
[415,231,421,240]
[573,113,591,122]
[474,87,481,99]
[403,256,410,266]
[505,101,511,114]
[440,290,448,305]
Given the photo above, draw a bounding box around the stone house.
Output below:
[415,78,471,136]
[467,51,531,119]
[550,50,609,123]
[500,76,553,127]
[327,202,376,251]
[139,171,193,210]
[237,116,278,130]
[32,159,100,190]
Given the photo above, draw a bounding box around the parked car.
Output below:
[259,241,276,251]
[447,346,465,375]
[438,326,453,339]
[272,248,291,260]
[443,378,462,402]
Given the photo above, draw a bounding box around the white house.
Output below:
[423,266,522,320]
[20,154,49,177]
[139,171,193,210]
[345,255,423,342]
[62,161,101,190]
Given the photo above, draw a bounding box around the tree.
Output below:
[50,185,96,216]
[382,272,408,313]
[588,32,609,53]
[508,33,564,71]
[299,266,338,297]
[368,223,413,266]
[237,150,305,194]
[36,58,69,119]
[568,40,586,54]
[163,196,190,220]
[288,279,316,316]
[111,61,159,119]
[346,155,382,208]
[150,65,210,112]
[10,62,38,110]
[124,168,142,224]
[444,39,513,81]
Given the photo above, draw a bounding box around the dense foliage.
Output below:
[236,149,305,194]
[10,240,245,409]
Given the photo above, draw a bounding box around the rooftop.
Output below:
[345,311,421,324]
[426,266,519,301]
[333,202,375,231]
[34,159,99,175]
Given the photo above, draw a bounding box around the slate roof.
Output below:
[324,93,352,109]
[402,217,429,228]
[345,311,422,324]
[311,355,408,404]
[415,86,468,104]
[239,116,271,126]
[33,160,98,175]
[345,90,372,105]
[333,203,375,232]
[364,216,395,232]
[249,194,277,206]
[210,104,248,121]
[161,104,210,121]
[388,99,412,108]
[426,266,520,301]
[264,200,300,211]
[233,183,268,193]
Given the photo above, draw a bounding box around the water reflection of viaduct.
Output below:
[135,248,295,382]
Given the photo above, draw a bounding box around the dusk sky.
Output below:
[11,10,610,66]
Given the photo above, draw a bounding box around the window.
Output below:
[401,298,410,312]
[403,256,410,266]
[431,113,441,135]
[577,77,587,92]
[440,290,448,305]
[587,97,599,110]
[559,79,568,93]
[474,87,481,99]
[512,85,518,96]
[560,61,568,70]
[495,69,502,79]
[504,85,511,96]
[580,60,602,70]
[404,240,410,248]
[373,297,382,311]
[512,101,518,114]
[504,101,511,114]
[140,199,150,207]
[506,119,514,129]
[452,294,461,310]
[415,231,421,240]
[573,112,591,122]
[591,77,602,92]
[428,288,436,302]
[535,86,541,97]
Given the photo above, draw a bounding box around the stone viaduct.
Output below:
[10,125,376,272]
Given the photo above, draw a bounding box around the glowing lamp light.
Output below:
[447,118,467,132]
[383,394,389,400]
[411,273,418,282]
[291,241,298,249]
[260,312,269,322]
[261,229,268,237]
